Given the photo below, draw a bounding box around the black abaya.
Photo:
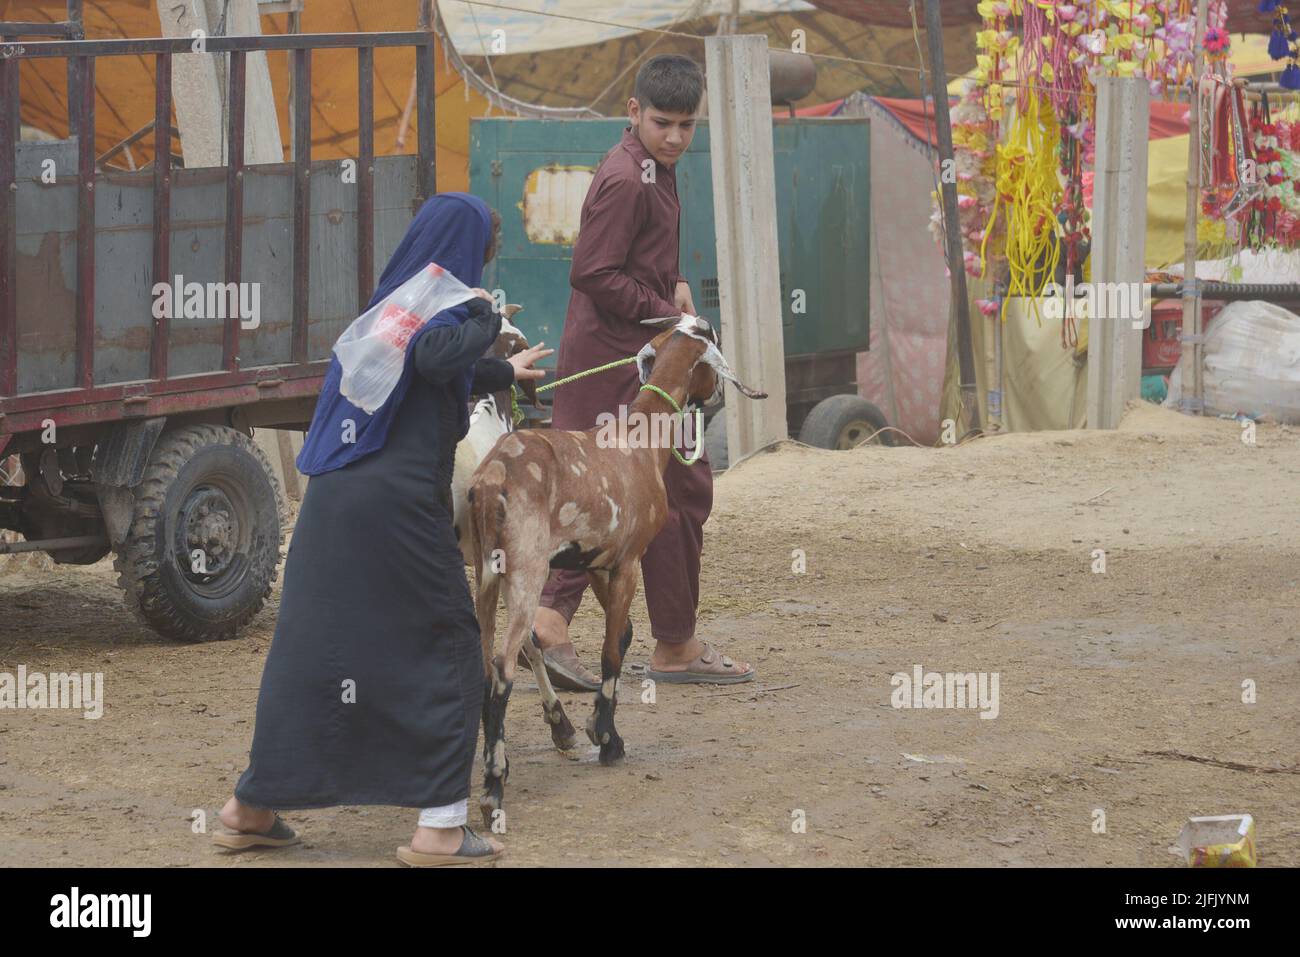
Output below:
[234,307,511,810]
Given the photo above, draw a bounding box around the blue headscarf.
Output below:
[296,192,493,476]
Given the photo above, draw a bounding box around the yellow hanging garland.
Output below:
[979,93,1063,324]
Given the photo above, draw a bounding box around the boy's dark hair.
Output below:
[633,55,704,115]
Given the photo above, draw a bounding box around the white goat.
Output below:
[451,308,530,565]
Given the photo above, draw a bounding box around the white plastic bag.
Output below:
[1165,300,1300,423]
[333,262,478,413]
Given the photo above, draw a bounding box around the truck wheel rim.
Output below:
[837,419,876,450]
[174,481,251,597]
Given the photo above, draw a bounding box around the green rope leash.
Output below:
[509,355,637,427]
[535,355,638,394]
[509,386,525,426]
[510,354,701,465]
[638,383,704,467]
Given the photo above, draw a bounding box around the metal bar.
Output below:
[291,46,311,364]
[0,534,108,555]
[0,53,16,397]
[224,48,246,373]
[1,32,429,58]
[66,56,79,139]
[1151,281,1300,302]
[151,52,172,381]
[922,0,979,432]
[75,54,95,391]
[415,34,436,203]
[357,46,374,312]
[1181,0,1209,415]
[0,21,80,37]
[96,118,161,166]
[0,368,328,434]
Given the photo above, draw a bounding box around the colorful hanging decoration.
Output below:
[930,81,1003,280]
[1202,25,1231,62]
[935,0,1232,315]
[1259,1,1300,89]
[1201,108,1300,252]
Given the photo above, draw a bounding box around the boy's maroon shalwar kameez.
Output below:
[538,127,712,644]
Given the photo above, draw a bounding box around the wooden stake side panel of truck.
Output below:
[0,28,437,641]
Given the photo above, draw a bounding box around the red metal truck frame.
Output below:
[0,19,438,455]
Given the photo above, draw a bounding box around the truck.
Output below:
[0,24,439,642]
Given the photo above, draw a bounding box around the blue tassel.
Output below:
[1282,63,1300,90]
[1270,28,1291,59]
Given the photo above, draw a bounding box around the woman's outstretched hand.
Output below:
[508,342,553,382]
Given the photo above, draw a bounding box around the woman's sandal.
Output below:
[211,814,301,851]
[644,641,755,685]
[396,825,503,867]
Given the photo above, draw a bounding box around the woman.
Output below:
[214,192,549,866]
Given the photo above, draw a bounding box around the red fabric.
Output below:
[1150,99,1194,140]
[872,95,1190,149]
[783,98,844,117]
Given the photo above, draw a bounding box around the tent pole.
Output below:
[1180,0,1209,415]
[922,0,980,432]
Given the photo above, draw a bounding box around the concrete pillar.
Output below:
[703,34,788,463]
[1087,76,1150,429]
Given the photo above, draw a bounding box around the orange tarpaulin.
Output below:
[2,0,490,191]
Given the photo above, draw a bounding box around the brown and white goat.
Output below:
[465,314,766,825]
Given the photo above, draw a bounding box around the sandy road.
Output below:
[1,403,1297,866]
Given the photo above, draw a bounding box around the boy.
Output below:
[530,54,754,689]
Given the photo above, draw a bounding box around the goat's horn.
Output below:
[639,315,682,329]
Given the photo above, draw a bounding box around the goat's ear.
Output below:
[699,342,768,399]
[640,315,682,330]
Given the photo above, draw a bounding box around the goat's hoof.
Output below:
[552,727,579,751]
[478,794,501,829]
[598,735,625,766]
[479,771,505,827]
[584,718,601,748]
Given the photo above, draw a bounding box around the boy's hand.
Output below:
[674,280,696,317]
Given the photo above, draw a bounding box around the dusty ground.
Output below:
[2,402,1297,867]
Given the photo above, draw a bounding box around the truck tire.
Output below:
[703,412,729,471]
[113,425,286,642]
[799,394,894,449]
